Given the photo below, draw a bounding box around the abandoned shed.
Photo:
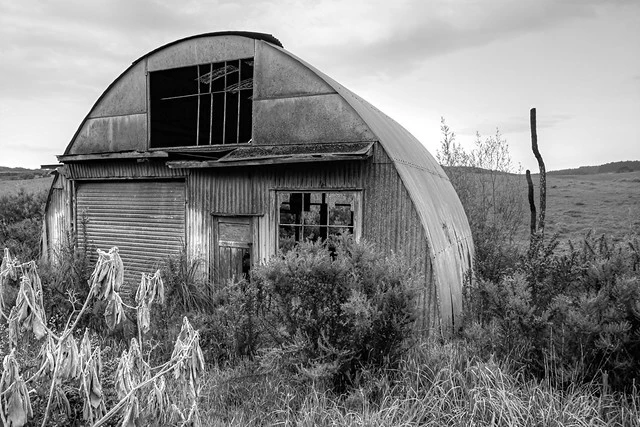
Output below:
[42,31,473,334]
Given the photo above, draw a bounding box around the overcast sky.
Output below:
[1,0,638,171]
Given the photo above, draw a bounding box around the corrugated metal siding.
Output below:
[76,180,186,300]
[42,173,72,263]
[52,156,437,330]
[362,147,437,332]
[186,171,213,280]
[68,160,186,180]
[199,162,364,215]
[185,161,365,267]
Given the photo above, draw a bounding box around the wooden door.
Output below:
[213,216,253,285]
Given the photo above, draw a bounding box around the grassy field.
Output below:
[534,170,640,245]
[0,176,53,196]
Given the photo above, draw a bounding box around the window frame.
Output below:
[273,189,363,252]
[148,57,254,149]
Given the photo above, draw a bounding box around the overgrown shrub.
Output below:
[437,118,526,281]
[464,232,640,391]
[250,237,418,390]
[198,279,261,362]
[0,187,47,261]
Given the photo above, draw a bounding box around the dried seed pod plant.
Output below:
[0,350,33,427]
[135,270,165,335]
[0,247,205,427]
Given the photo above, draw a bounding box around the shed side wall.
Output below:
[42,173,73,263]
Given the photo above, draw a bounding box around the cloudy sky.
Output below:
[1,0,638,171]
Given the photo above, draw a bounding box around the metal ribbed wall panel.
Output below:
[212,170,255,214]
[201,162,364,215]
[187,171,213,279]
[68,161,186,180]
[269,162,364,191]
[42,173,72,263]
[76,181,186,299]
[362,147,437,333]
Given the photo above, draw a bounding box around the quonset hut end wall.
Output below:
[42,31,473,336]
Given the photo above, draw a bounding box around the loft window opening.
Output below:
[150,58,254,148]
[277,191,360,252]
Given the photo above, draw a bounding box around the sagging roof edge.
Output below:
[61,31,282,157]
[265,42,474,331]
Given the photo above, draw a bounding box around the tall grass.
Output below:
[193,338,640,426]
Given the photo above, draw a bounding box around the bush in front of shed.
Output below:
[250,237,418,390]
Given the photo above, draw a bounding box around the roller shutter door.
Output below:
[76,180,185,297]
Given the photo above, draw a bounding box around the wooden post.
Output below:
[525,169,536,235]
[530,108,546,236]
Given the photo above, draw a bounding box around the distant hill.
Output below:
[548,161,640,176]
[441,165,520,177]
[0,166,51,181]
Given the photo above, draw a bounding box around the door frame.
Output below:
[211,214,260,286]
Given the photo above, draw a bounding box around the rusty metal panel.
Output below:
[253,94,376,145]
[76,180,186,300]
[254,41,335,99]
[69,114,147,155]
[67,160,185,179]
[147,36,255,72]
[89,61,147,118]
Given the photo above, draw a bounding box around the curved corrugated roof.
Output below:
[272,46,474,330]
[63,31,281,156]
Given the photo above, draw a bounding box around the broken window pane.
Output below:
[277,191,358,252]
[303,225,322,242]
[328,193,354,226]
[303,204,321,226]
[150,58,254,148]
